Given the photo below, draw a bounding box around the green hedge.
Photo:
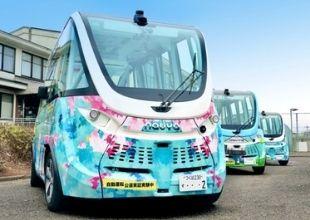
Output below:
[0,125,34,171]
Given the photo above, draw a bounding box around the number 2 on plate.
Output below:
[202,180,206,189]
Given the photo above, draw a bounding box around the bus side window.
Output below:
[47,57,62,101]
[46,20,72,100]
[64,27,89,91]
[48,19,93,98]
[58,21,89,93]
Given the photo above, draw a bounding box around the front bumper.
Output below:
[55,135,226,199]
[265,144,289,161]
[58,162,225,199]
[226,156,265,167]
[100,167,224,198]
[225,143,266,168]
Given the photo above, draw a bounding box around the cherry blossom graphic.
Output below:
[128,117,148,131]
[89,172,110,190]
[208,170,223,188]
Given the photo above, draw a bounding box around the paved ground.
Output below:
[0,157,310,220]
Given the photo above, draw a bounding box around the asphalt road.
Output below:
[0,157,310,220]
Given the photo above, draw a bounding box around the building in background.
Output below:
[0,27,59,122]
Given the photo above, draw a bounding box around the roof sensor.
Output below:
[224,89,230,96]
[261,111,266,116]
[134,10,148,26]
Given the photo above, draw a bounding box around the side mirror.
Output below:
[37,86,48,99]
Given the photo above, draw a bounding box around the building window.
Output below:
[0,45,2,69]
[0,93,13,120]
[21,52,47,80]
[22,53,31,77]
[43,59,48,80]
[32,56,42,79]
[0,44,15,73]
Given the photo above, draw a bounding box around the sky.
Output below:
[1,0,310,118]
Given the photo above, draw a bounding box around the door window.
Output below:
[46,20,94,100]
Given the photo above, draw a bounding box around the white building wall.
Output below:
[11,27,59,50]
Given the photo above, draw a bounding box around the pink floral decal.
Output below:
[105,134,116,146]
[43,135,50,145]
[203,103,215,119]
[63,162,70,169]
[106,147,115,157]
[201,137,211,157]
[78,141,87,149]
[68,96,75,114]
[105,134,121,157]
[43,134,59,146]
[84,96,124,119]
[89,172,110,190]
[208,133,218,153]
[208,170,223,188]
[89,130,107,153]
[196,101,216,125]
[128,117,148,131]
[191,136,212,156]
[175,119,194,132]
[126,141,134,149]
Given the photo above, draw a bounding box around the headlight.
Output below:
[210,115,219,124]
[89,110,100,121]
[79,108,111,127]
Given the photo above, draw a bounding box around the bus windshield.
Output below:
[84,15,206,101]
[260,114,283,138]
[214,93,256,130]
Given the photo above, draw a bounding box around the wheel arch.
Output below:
[43,144,63,190]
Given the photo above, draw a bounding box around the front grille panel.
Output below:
[267,147,283,155]
[106,143,153,168]
[245,144,259,156]
[103,142,212,171]
[172,145,209,167]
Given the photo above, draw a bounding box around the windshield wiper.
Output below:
[233,116,255,135]
[153,54,205,112]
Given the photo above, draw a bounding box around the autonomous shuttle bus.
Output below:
[30,11,225,211]
[260,112,290,165]
[213,89,266,174]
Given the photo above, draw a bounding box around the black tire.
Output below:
[279,160,289,166]
[252,166,265,175]
[30,157,42,187]
[44,151,64,212]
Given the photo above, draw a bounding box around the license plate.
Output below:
[244,157,256,165]
[179,173,207,192]
[226,159,235,165]
[227,149,246,155]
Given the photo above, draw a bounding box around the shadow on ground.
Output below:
[266,160,293,166]
[57,196,218,218]
[226,167,257,175]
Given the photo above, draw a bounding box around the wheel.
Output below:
[30,158,42,187]
[252,166,265,175]
[279,160,289,166]
[44,151,64,212]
